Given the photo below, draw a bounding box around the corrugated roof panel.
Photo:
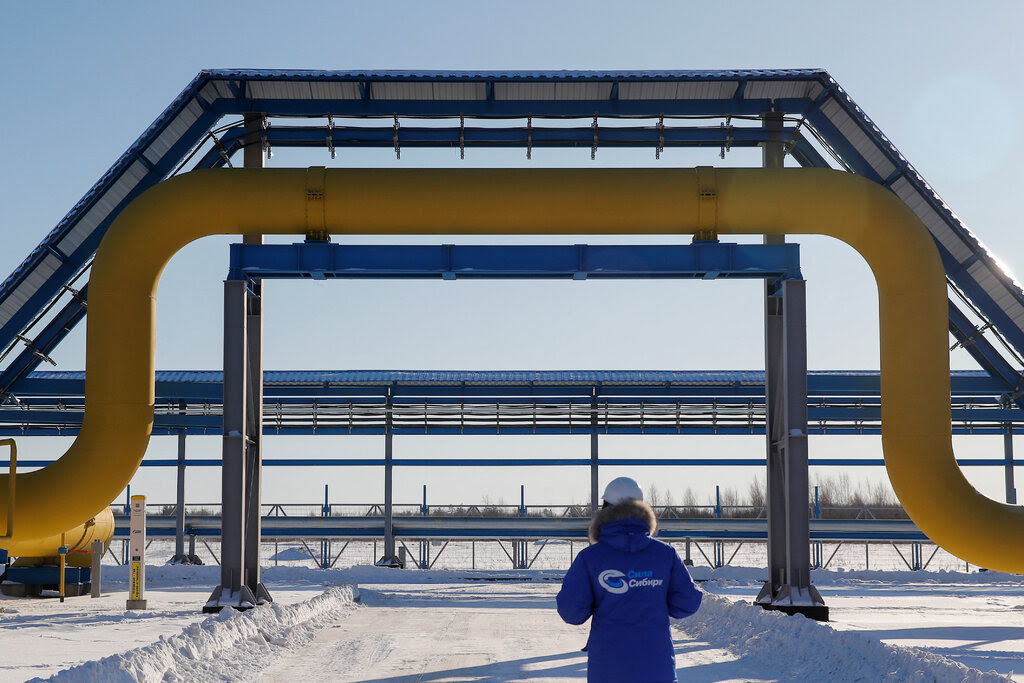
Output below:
[677,81,738,99]
[495,82,553,100]
[199,80,235,103]
[31,254,61,283]
[247,81,314,100]
[370,82,486,100]
[0,264,48,327]
[820,98,896,179]
[57,160,147,255]
[744,80,823,101]
[890,178,973,263]
[433,82,487,100]
[618,81,738,100]
[309,81,360,99]
[143,98,204,165]
[57,204,102,256]
[617,81,675,99]
[206,68,829,83]
[562,82,612,100]
[0,302,13,327]
[0,253,64,327]
[372,82,427,100]
[494,82,612,100]
[967,262,1024,328]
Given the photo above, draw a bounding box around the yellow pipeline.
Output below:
[0,167,1020,570]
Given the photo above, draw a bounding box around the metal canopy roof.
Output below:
[1,68,1022,413]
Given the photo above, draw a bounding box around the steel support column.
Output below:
[377,388,401,567]
[1005,423,1017,505]
[242,278,270,602]
[204,280,256,612]
[206,114,271,610]
[242,115,270,605]
[755,278,827,621]
[591,390,599,513]
[169,399,201,564]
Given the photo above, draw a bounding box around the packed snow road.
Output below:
[263,581,594,682]
[261,580,784,682]
[261,579,1010,683]
[4,565,1019,681]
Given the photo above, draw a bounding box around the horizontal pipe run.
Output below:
[3,167,1020,571]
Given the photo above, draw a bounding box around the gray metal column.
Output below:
[1005,424,1017,504]
[377,388,401,566]
[169,418,198,563]
[171,400,201,564]
[205,114,270,611]
[204,279,256,612]
[591,389,599,513]
[242,114,270,604]
[173,425,186,560]
[755,279,827,620]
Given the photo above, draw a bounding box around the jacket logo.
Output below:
[598,569,628,594]
[598,568,665,594]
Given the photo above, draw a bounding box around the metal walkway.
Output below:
[4,369,1021,437]
[0,70,1022,404]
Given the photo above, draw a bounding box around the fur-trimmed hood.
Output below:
[588,499,657,544]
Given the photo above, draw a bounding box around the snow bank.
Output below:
[34,586,360,683]
[679,593,1011,682]
[689,564,1024,587]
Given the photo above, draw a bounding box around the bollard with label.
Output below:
[126,495,147,610]
[90,539,103,598]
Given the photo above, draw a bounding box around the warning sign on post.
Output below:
[126,494,147,610]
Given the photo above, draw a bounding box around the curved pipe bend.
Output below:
[1,167,1020,570]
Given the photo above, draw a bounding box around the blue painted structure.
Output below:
[227,242,802,281]
[2,369,1020,437]
[0,69,1022,412]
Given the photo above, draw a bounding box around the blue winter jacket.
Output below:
[556,500,702,683]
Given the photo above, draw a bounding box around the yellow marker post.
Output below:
[126,495,146,610]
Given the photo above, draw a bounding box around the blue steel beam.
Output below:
[195,124,800,169]
[227,242,802,281]
[0,284,88,400]
[8,369,1009,399]
[111,515,929,542]
[947,301,1024,408]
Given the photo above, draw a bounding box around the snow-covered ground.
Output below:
[1,560,1022,682]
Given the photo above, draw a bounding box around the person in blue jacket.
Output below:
[557,477,702,683]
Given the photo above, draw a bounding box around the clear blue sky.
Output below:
[1,1,1022,509]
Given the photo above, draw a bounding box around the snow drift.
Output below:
[34,586,359,682]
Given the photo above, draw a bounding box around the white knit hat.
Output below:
[602,477,644,505]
